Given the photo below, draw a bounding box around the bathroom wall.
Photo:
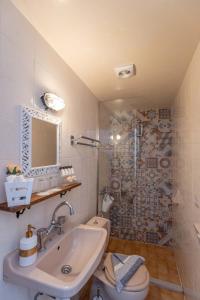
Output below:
[0,1,98,299]
[99,103,173,244]
[173,41,200,300]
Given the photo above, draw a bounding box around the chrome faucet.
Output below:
[37,200,75,251]
[51,200,75,225]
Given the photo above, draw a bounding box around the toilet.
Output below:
[87,217,150,300]
[87,216,111,248]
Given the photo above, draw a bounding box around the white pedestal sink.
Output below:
[3,224,107,300]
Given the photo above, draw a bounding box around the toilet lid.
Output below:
[104,253,149,292]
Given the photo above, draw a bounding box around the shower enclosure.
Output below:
[98,100,173,244]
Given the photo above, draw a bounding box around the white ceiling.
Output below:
[12,0,200,106]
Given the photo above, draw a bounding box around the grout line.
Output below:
[176,261,184,290]
[174,250,185,298]
[150,277,183,293]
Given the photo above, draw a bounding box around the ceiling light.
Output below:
[41,93,65,111]
[114,64,136,79]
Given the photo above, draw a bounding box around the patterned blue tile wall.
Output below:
[100,107,172,244]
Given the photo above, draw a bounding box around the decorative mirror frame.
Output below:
[20,106,62,177]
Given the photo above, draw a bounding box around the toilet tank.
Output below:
[87,216,110,247]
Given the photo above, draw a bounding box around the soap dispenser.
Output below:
[19,224,37,267]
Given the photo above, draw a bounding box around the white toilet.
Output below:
[87,216,111,247]
[87,217,150,300]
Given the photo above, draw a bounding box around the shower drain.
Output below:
[61,265,72,275]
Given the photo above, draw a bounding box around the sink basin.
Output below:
[3,224,107,299]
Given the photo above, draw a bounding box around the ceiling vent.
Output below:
[114,64,136,79]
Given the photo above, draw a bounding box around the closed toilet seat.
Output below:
[87,215,150,300]
[104,253,149,292]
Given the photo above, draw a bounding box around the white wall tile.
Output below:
[0,2,98,299]
[173,41,200,300]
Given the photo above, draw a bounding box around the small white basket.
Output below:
[5,178,34,207]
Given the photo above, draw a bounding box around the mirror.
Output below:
[21,106,61,177]
[32,118,57,168]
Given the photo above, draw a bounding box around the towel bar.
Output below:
[70,135,100,148]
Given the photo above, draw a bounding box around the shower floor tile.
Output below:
[79,238,184,300]
[147,285,184,300]
[107,238,180,285]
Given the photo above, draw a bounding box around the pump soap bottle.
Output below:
[19,224,37,267]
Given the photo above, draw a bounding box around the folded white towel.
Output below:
[112,253,145,293]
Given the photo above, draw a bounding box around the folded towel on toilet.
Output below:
[111,253,145,293]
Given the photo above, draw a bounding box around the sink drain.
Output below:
[61,265,72,275]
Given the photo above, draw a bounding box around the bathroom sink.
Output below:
[3,224,107,299]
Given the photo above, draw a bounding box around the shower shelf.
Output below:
[0,181,81,218]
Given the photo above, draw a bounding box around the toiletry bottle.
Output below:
[68,167,72,175]
[61,167,65,177]
[19,224,37,267]
[65,167,68,176]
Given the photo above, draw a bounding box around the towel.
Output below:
[111,253,145,293]
[102,193,114,213]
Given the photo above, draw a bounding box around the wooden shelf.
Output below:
[0,182,81,217]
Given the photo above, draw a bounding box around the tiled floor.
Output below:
[80,238,184,300]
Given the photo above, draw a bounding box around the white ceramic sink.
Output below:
[3,224,107,299]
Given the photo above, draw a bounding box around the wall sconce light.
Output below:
[116,134,121,140]
[110,134,121,143]
[41,93,65,111]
